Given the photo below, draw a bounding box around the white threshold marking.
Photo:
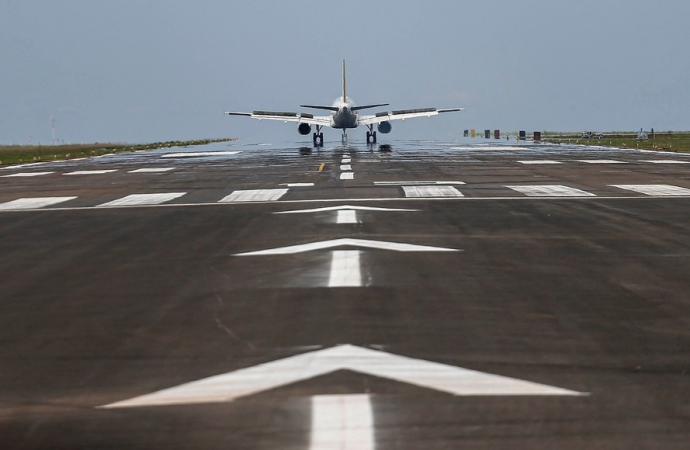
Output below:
[97,193,186,207]
[276,205,418,214]
[64,170,117,175]
[336,210,358,224]
[576,159,626,164]
[100,344,585,408]
[280,182,314,187]
[643,160,690,164]
[340,172,354,180]
[219,189,289,203]
[2,172,54,177]
[161,151,241,158]
[0,197,77,211]
[340,164,352,171]
[507,185,596,197]
[329,250,362,287]
[611,184,690,196]
[375,181,465,185]
[310,394,373,450]
[235,238,459,256]
[128,168,175,173]
[402,186,464,198]
[517,160,562,165]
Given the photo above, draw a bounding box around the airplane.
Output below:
[225,60,463,146]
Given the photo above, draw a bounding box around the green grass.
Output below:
[0,138,237,166]
[541,132,690,153]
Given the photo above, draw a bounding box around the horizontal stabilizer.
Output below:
[352,103,389,111]
[438,108,465,113]
[225,111,252,117]
[300,105,339,112]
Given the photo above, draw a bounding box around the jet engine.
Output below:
[377,121,392,134]
[298,123,312,135]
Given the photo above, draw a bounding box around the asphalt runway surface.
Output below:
[1,138,689,449]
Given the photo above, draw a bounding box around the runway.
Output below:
[1,138,689,449]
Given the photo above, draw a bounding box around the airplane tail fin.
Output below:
[342,59,347,103]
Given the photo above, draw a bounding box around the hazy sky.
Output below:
[1,0,688,144]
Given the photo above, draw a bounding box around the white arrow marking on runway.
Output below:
[311,394,373,450]
[100,344,586,408]
[274,205,419,214]
[234,238,459,256]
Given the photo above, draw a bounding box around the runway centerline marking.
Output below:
[507,185,596,197]
[611,184,690,196]
[0,197,77,211]
[340,164,352,171]
[336,210,358,224]
[340,172,354,180]
[341,158,351,164]
[1,172,54,177]
[310,394,373,450]
[97,193,186,207]
[328,250,362,287]
[219,189,289,203]
[643,160,690,164]
[402,186,464,198]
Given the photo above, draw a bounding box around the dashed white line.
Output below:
[128,168,175,173]
[341,158,352,164]
[336,210,358,224]
[611,184,690,196]
[375,181,465,186]
[0,197,77,211]
[97,193,186,207]
[517,160,563,165]
[643,160,690,164]
[340,172,354,180]
[507,185,596,197]
[340,165,352,171]
[281,183,314,187]
[402,186,464,198]
[310,394,373,450]
[1,172,54,177]
[64,170,117,175]
[328,250,362,287]
[219,189,289,203]
[161,151,241,158]
[576,160,626,164]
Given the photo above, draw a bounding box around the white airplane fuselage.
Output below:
[330,98,358,129]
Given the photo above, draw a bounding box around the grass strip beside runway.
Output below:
[0,138,237,166]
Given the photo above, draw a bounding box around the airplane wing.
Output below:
[225,111,330,126]
[358,107,463,125]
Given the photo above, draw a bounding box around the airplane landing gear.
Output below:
[341,131,348,144]
[313,126,324,146]
[366,125,377,144]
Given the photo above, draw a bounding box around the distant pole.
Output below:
[51,116,56,145]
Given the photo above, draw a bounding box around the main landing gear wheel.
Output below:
[366,131,377,144]
[312,132,323,147]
